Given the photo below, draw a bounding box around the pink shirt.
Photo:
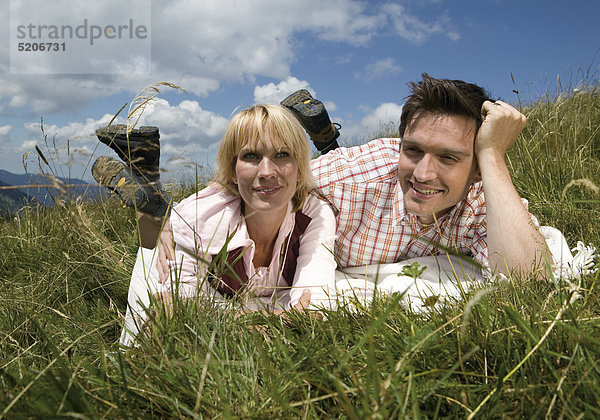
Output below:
[168,184,337,309]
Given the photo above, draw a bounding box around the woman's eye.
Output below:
[276,151,290,158]
[241,152,258,160]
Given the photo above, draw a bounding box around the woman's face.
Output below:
[233,134,299,220]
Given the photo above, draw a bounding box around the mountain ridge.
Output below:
[0,169,106,215]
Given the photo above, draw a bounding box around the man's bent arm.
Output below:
[476,100,552,277]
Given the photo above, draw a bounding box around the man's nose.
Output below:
[413,154,436,181]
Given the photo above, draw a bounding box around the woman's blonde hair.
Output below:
[213,104,314,212]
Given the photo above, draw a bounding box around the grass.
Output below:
[1,81,599,418]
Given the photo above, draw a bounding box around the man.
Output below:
[282,74,551,276]
[93,73,551,279]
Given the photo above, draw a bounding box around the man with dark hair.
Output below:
[285,73,551,276]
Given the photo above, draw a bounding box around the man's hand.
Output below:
[157,223,175,284]
[475,100,527,160]
[475,100,551,277]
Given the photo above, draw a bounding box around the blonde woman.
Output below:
[162,104,337,311]
[99,105,337,345]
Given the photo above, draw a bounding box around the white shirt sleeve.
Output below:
[166,243,212,299]
[287,194,338,310]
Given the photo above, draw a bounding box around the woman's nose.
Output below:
[257,157,276,177]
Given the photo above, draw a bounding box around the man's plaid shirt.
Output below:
[311,138,534,269]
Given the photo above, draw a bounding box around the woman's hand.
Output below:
[141,291,174,336]
[238,289,314,319]
[277,288,311,314]
[157,223,175,284]
[274,289,323,320]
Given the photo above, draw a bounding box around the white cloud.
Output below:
[340,102,403,142]
[9,0,151,74]
[383,3,459,45]
[1,75,127,114]
[360,102,403,133]
[24,116,109,143]
[19,139,39,152]
[22,98,228,147]
[323,101,338,112]
[19,98,229,173]
[254,78,339,117]
[134,98,228,148]
[0,1,452,114]
[0,0,460,174]
[254,77,312,104]
[357,58,403,82]
[0,125,12,137]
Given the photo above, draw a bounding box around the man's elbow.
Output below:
[489,250,553,280]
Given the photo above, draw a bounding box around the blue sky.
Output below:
[1,0,598,182]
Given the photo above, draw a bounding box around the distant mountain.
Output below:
[0,169,106,214]
[0,179,36,216]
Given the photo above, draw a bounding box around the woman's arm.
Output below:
[288,194,338,310]
[164,242,215,299]
[156,222,175,284]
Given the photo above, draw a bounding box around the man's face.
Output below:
[398,113,481,224]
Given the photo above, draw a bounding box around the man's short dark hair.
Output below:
[399,73,493,137]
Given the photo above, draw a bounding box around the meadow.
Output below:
[0,81,599,418]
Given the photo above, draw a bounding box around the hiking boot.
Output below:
[92,156,171,218]
[281,89,340,153]
[96,124,161,183]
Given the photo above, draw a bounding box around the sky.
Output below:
[1,0,598,182]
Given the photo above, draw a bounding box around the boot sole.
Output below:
[92,156,147,207]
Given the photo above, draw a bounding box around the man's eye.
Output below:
[403,147,421,155]
[441,155,457,163]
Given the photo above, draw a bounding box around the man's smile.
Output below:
[409,181,444,197]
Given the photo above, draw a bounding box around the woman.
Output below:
[164,104,336,309]
[116,104,337,345]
